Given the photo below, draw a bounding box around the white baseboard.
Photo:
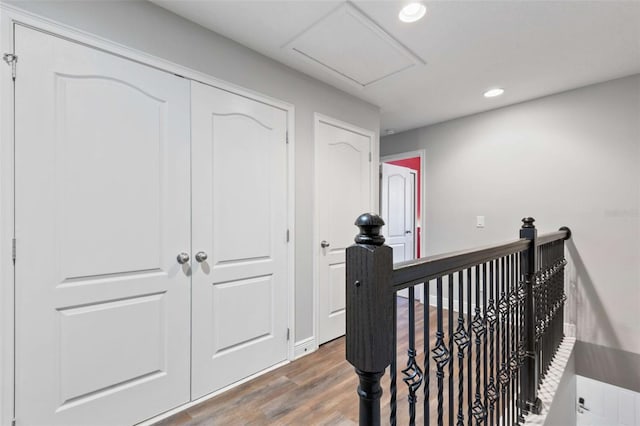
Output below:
[294,337,317,359]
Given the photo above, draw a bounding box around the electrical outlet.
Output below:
[476,216,485,228]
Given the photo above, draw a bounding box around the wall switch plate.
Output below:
[476,216,485,228]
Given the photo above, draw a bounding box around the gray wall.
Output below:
[7,0,380,343]
[382,75,640,383]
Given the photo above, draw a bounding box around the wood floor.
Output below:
[155,297,516,425]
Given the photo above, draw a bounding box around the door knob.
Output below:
[321,240,330,248]
[176,252,190,265]
[405,230,412,234]
[195,251,208,263]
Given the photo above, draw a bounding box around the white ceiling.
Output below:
[153,0,640,133]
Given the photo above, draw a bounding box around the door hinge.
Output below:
[286,229,290,243]
[369,152,372,162]
[286,328,290,341]
[3,53,17,80]
[12,238,16,263]
[286,131,289,144]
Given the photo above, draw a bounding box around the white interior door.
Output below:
[317,118,372,345]
[381,163,415,264]
[381,163,420,299]
[14,26,191,425]
[191,81,289,398]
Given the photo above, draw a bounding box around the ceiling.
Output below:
[153,0,640,133]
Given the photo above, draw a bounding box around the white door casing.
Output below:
[190,81,289,398]
[14,25,191,426]
[316,116,372,345]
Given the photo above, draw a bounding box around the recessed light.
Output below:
[385,129,396,135]
[399,3,427,23]
[484,88,505,98]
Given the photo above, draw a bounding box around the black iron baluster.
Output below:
[403,286,424,426]
[425,281,431,426]
[499,256,508,426]
[449,275,455,426]
[540,245,547,382]
[391,292,397,426]
[454,271,469,426]
[510,254,518,425]
[472,265,486,424]
[507,254,518,424]
[433,277,450,426]
[507,254,513,426]
[467,268,473,426]
[486,260,497,425]
[517,254,526,424]
[482,263,488,425]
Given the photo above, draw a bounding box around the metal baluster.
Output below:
[403,286,424,426]
[391,293,397,426]
[494,258,504,425]
[467,268,473,426]
[504,256,513,424]
[433,277,450,426]
[482,263,488,425]
[486,260,497,425]
[455,271,469,426]
[545,246,547,373]
[500,256,508,426]
[449,275,455,426]
[509,254,518,424]
[510,254,518,426]
[472,265,486,424]
[517,254,525,425]
[425,281,431,426]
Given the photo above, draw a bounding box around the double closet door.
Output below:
[14,26,288,426]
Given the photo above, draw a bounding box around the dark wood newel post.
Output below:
[519,217,542,414]
[346,213,394,426]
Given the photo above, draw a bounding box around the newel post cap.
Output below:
[521,217,536,229]
[354,213,385,246]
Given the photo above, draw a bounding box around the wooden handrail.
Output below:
[391,238,530,290]
[536,227,571,246]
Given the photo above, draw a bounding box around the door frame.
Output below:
[312,113,377,351]
[0,5,297,425]
[380,149,426,265]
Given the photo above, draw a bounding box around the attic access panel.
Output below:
[284,3,425,88]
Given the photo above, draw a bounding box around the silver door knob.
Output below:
[176,252,190,264]
[321,240,330,248]
[195,251,208,263]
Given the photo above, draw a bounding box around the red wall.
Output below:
[386,157,421,257]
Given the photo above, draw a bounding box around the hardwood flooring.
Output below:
[156,297,516,425]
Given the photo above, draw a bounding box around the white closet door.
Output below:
[190,81,289,399]
[14,26,191,425]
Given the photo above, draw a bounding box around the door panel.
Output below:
[317,119,371,345]
[191,81,288,399]
[14,26,190,425]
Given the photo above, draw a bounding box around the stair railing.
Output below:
[345,213,570,426]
